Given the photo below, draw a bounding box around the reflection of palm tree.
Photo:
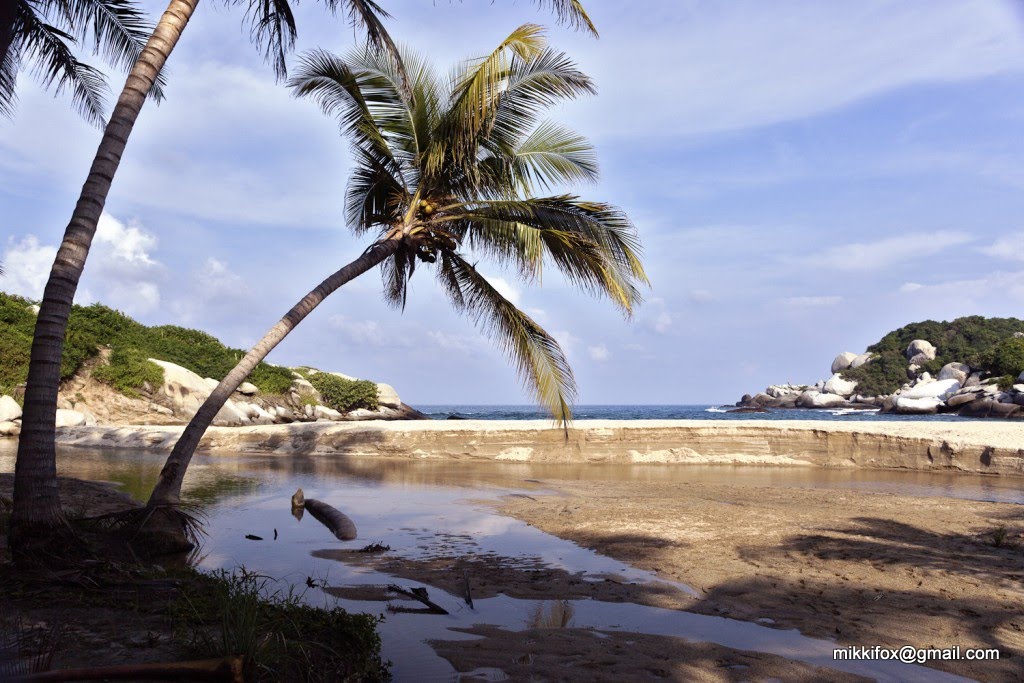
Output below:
[145,27,647,524]
[1,0,166,126]
[10,0,596,559]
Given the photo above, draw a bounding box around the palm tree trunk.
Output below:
[9,0,200,558]
[146,238,402,510]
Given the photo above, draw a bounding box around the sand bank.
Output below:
[49,418,1024,475]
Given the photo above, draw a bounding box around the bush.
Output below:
[985,338,1024,379]
[308,373,379,412]
[92,347,165,396]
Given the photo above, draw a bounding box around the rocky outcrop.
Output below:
[49,419,1024,476]
[0,358,425,438]
[738,336,1024,420]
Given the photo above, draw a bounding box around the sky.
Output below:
[3,0,1024,405]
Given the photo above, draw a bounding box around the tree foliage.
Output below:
[307,372,379,412]
[842,316,1024,395]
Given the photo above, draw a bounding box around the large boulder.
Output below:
[823,373,857,397]
[894,396,942,414]
[900,378,961,401]
[237,382,259,396]
[213,400,250,427]
[850,353,873,369]
[831,352,858,374]
[149,359,210,414]
[0,421,20,437]
[55,409,86,427]
[905,340,936,361]
[376,383,400,407]
[0,395,22,422]
[798,391,847,408]
[315,405,342,421]
[937,362,970,384]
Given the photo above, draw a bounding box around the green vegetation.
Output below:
[175,568,388,682]
[307,372,379,412]
[842,316,1024,396]
[0,291,294,395]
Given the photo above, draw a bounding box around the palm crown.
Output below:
[289,25,647,422]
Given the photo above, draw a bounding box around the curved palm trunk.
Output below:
[146,238,401,510]
[9,0,200,557]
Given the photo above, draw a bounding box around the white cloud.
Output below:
[569,0,1024,139]
[328,315,388,345]
[486,275,522,306]
[94,213,157,268]
[808,231,972,271]
[552,330,579,357]
[427,330,479,353]
[654,312,672,334]
[980,233,1024,261]
[588,344,610,362]
[783,295,843,307]
[1,235,56,298]
[688,289,715,304]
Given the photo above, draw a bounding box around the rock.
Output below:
[959,398,993,418]
[823,374,857,397]
[850,353,873,369]
[203,378,219,391]
[879,395,897,413]
[237,382,259,396]
[0,421,20,437]
[213,400,249,427]
[798,391,847,408]
[291,378,321,400]
[347,408,382,419]
[1019,371,1024,383]
[150,359,210,414]
[148,403,174,416]
[27,304,40,316]
[80,408,98,427]
[991,402,1022,418]
[0,395,22,422]
[905,340,936,361]
[908,353,933,368]
[314,405,342,421]
[964,373,982,388]
[937,363,970,384]
[900,378,961,401]
[894,396,942,414]
[303,404,314,419]
[831,352,858,374]
[55,409,86,428]
[946,392,978,408]
[376,382,400,408]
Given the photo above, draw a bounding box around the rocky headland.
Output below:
[738,316,1024,419]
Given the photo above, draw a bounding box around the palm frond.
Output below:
[443,196,647,314]
[49,0,168,100]
[19,7,109,127]
[0,38,18,118]
[506,119,598,192]
[530,0,598,36]
[241,0,297,80]
[438,252,575,424]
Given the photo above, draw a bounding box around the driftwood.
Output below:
[9,657,244,682]
[290,489,356,540]
[462,569,474,609]
[387,584,449,614]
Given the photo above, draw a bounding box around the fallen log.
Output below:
[9,656,244,682]
[303,499,357,541]
[387,584,448,614]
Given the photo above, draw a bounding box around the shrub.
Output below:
[307,373,379,412]
[247,364,296,395]
[92,347,165,396]
[985,338,1024,379]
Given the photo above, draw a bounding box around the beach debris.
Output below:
[387,584,448,614]
[244,534,263,541]
[295,495,357,541]
[358,542,391,553]
[462,569,474,609]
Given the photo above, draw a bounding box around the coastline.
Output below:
[41,418,1024,476]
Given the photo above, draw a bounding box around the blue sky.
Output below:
[3,0,1024,405]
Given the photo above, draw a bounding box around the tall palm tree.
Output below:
[1,0,167,126]
[143,26,646,546]
[8,1,596,559]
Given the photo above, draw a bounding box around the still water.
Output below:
[2,444,1016,681]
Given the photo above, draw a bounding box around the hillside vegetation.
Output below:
[0,292,295,396]
[842,316,1024,395]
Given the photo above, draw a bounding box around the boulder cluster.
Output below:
[0,359,423,438]
[739,339,1024,418]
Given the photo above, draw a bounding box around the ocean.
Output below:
[415,405,975,422]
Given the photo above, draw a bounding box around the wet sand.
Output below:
[493,479,1024,681]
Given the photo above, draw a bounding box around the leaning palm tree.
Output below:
[9,1,596,559]
[1,0,167,126]
[141,26,645,548]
